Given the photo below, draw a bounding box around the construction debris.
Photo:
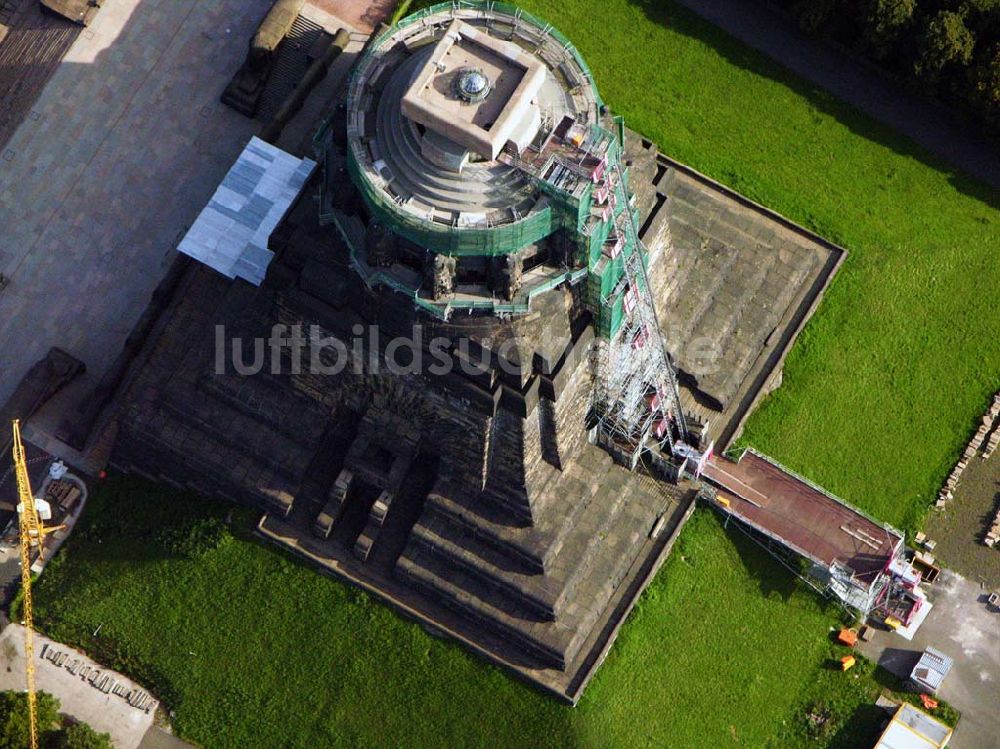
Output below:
[937,391,1000,510]
[39,645,156,713]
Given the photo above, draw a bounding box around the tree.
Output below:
[863,0,917,56]
[968,42,1000,121]
[46,723,113,749]
[0,691,60,749]
[916,11,977,83]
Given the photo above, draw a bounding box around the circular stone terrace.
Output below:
[344,2,602,256]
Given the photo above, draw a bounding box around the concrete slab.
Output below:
[306,0,392,34]
[137,726,195,749]
[0,624,157,748]
[858,570,1000,749]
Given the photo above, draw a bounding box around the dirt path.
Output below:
[673,0,1000,191]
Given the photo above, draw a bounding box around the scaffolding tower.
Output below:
[591,160,688,467]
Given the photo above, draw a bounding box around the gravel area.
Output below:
[858,570,1000,749]
[924,454,1000,590]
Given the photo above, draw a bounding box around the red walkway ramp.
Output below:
[701,450,902,591]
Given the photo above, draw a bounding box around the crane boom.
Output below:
[13,419,44,749]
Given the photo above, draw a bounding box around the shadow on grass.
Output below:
[704,509,821,606]
[824,701,890,749]
[626,0,1000,212]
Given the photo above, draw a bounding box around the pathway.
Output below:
[674,0,1000,190]
[0,0,270,421]
[0,624,158,748]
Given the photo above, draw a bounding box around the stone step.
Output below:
[257,14,326,122]
[378,101,532,212]
[424,490,546,573]
[695,250,775,354]
[155,395,310,485]
[0,4,79,148]
[372,53,536,214]
[550,470,650,616]
[378,94,527,196]
[536,449,614,565]
[409,519,557,620]
[395,552,571,669]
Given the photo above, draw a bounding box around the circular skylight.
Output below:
[455,68,491,103]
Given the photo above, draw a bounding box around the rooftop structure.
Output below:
[327,1,695,467]
[873,703,953,749]
[400,19,547,161]
[909,647,954,694]
[178,137,316,286]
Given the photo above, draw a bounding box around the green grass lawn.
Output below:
[34,479,949,749]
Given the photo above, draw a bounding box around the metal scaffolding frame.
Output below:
[591,160,688,465]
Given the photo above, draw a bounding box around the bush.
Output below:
[0,693,116,749]
[916,10,977,83]
[0,691,59,749]
[802,699,838,741]
[791,0,839,33]
[774,0,999,133]
[968,41,1000,120]
[46,723,113,749]
[157,517,231,559]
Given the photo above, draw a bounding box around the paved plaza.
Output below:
[0,0,271,428]
[859,570,1000,749]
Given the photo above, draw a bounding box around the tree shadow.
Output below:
[824,701,891,749]
[625,0,1000,210]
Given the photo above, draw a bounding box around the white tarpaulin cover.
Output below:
[178,136,315,286]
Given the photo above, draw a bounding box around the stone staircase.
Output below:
[655,167,819,408]
[368,44,536,218]
[394,444,676,670]
[0,0,80,149]
[257,14,326,123]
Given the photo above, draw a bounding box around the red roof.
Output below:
[703,451,901,588]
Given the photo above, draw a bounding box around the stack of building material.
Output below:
[984,506,1000,548]
[39,644,157,712]
[980,392,1000,459]
[936,391,1000,508]
[45,478,81,514]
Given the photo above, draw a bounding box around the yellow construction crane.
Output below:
[12,419,60,749]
